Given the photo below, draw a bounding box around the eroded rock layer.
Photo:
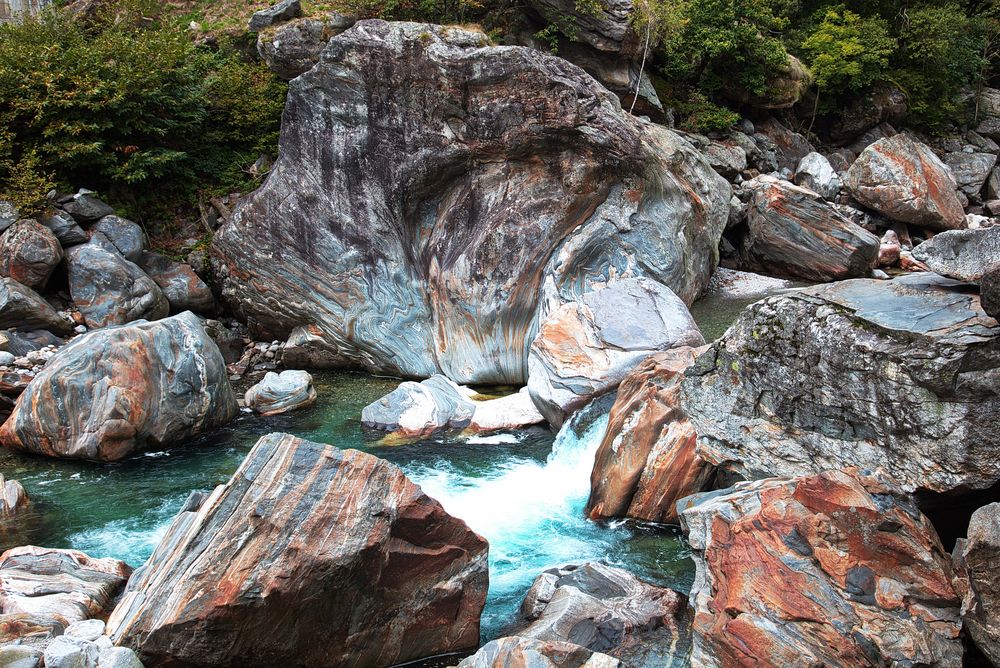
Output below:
[212,20,729,384]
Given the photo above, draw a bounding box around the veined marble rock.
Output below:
[212,20,730,385]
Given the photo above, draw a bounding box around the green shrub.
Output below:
[801,6,895,98]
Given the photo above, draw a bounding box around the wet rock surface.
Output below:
[682,273,1000,494]
[244,369,317,415]
[107,432,489,667]
[0,312,238,461]
[213,20,729,385]
[457,636,620,668]
[679,469,962,667]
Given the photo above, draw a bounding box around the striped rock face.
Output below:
[212,20,730,385]
[679,470,962,667]
[107,433,489,667]
[0,311,238,461]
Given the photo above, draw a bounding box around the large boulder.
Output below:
[728,176,878,282]
[106,432,489,667]
[212,21,730,385]
[0,547,131,628]
[844,134,966,230]
[911,227,1000,283]
[135,251,215,314]
[956,502,1000,663]
[518,563,687,666]
[984,264,1000,320]
[244,369,317,415]
[458,636,619,668]
[362,374,475,437]
[682,273,1000,494]
[679,469,962,667]
[0,312,238,461]
[0,220,62,291]
[527,278,704,427]
[91,215,144,263]
[0,278,71,335]
[586,347,712,524]
[66,242,168,328]
[37,210,87,247]
[945,151,997,198]
[525,0,634,54]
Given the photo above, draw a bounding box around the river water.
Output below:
[0,268,801,645]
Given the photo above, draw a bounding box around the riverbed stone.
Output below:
[95,647,142,668]
[0,312,238,461]
[911,227,1000,282]
[64,619,104,642]
[0,474,28,517]
[728,176,878,281]
[794,151,840,200]
[586,347,712,524]
[0,644,42,668]
[135,251,215,315]
[44,636,98,668]
[106,432,489,667]
[845,134,966,230]
[679,469,962,667]
[59,192,113,224]
[362,375,475,437]
[945,151,998,197]
[681,273,1000,494]
[91,216,144,263]
[469,387,545,433]
[244,369,316,415]
[0,220,62,291]
[212,20,730,385]
[37,210,87,247]
[0,614,64,648]
[457,636,620,668]
[0,279,71,335]
[528,278,704,428]
[66,242,168,329]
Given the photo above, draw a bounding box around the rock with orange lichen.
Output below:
[0,311,238,461]
[586,346,713,524]
[845,134,966,230]
[727,176,878,282]
[527,278,704,428]
[212,21,730,386]
[678,469,963,668]
[106,432,489,667]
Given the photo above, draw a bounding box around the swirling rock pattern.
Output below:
[586,346,712,524]
[0,278,71,335]
[66,242,168,328]
[212,20,730,385]
[458,636,620,668]
[0,219,62,291]
[681,273,1000,494]
[136,251,216,315]
[679,469,962,667]
[106,432,489,667]
[244,369,317,415]
[527,277,704,427]
[0,312,238,462]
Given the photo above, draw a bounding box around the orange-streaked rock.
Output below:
[679,469,963,667]
[586,346,712,524]
[107,432,489,667]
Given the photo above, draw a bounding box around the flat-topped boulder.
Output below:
[0,312,238,461]
[682,273,1000,494]
[244,369,316,415]
[0,220,62,291]
[107,433,488,667]
[528,278,704,427]
[679,469,962,666]
[212,20,729,385]
[912,227,1000,283]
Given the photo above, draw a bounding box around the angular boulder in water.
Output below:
[0,473,28,517]
[0,312,238,461]
[244,369,317,415]
[362,375,475,437]
[679,469,962,667]
[528,278,704,428]
[106,432,489,667]
[0,219,62,291]
[681,273,1000,494]
[212,20,730,385]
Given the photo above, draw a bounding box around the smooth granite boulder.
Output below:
[912,227,1000,283]
[244,369,317,415]
[106,433,488,667]
[0,220,62,291]
[212,20,730,385]
[679,469,962,667]
[844,135,966,230]
[457,636,620,668]
[66,242,168,328]
[0,278,71,335]
[528,278,704,427]
[682,273,1000,494]
[135,251,215,315]
[0,312,238,461]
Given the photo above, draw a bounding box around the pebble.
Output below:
[65,618,106,642]
[96,647,144,668]
[0,352,14,366]
[74,325,88,334]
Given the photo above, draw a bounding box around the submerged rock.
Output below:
[586,347,712,524]
[0,546,131,628]
[244,369,316,415]
[527,278,704,428]
[0,278,71,335]
[679,469,962,667]
[682,273,1000,494]
[911,227,1000,282]
[956,502,1000,664]
[844,134,966,230]
[135,251,215,315]
[213,20,730,385]
[457,636,620,668]
[0,220,62,291]
[66,242,168,329]
[729,176,878,281]
[0,312,238,461]
[107,433,488,667]
[362,375,475,437]
[517,563,688,667]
